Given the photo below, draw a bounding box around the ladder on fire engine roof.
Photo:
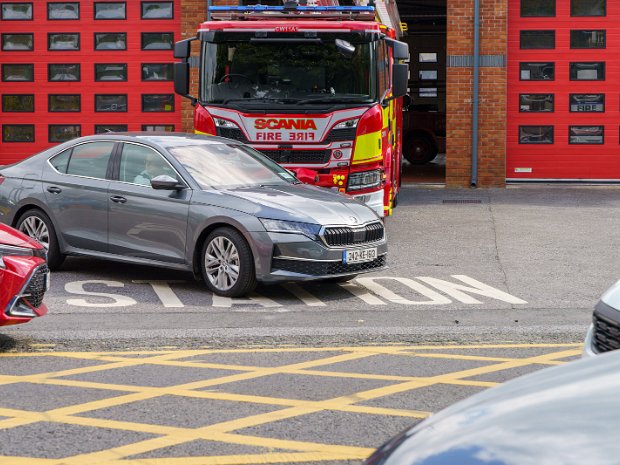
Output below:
[208,0,403,38]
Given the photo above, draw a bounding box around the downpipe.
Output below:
[471,0,480,188]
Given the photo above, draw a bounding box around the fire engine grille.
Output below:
[19,264,49,309]
[260,150,330,164]
[322,222,384,247]
[324,127,357,143]
[592,312,620,354]
[272,255,386,276]
[216,127,250,143]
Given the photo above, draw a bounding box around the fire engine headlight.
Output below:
[347,169,381,191]
[214,118,239,128]
[259,218,321,240]
[333,118,359,130]
[0,244,34,269]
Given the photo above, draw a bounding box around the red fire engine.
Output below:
[173,0,409,217]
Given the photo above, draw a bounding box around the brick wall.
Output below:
[446,0,507,187]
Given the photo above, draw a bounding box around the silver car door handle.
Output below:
[110,195,127,204]
[47,186,62,194]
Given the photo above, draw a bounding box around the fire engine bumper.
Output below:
[351,189,385,218]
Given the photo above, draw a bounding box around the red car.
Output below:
[0,224,49,326]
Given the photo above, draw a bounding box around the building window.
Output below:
[3,124,35,142]
[2,94,34,112]
[571,0,605,16]
[2,63,34,81]
[141,32,173,50]
[95,124,128,134]
[141,63,173,81]
[48,2,79,20]
[94,32,127,50]
[48,63,80,81]
[48,33,79,51]
[419,70,438,81]
[95,94,127,112]
[1,33,33,51]
[570,94,604,112]
[1,3,33,20]
[49,124,80,142]
[142,94,174,112]
[520,30,555,49]
[570,30,606,49]
[49,94,81,112]
[519,94,554,112]
[520,62,554,81]
[142,125,174,131]
[141,2,174,19]
[521,0,555,16]
[95,63,127,81]
[94,2,126,19]
[570,62,605,81]
[569,126,604,144]
[519,126,554,144]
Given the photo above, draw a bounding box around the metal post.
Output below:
[471,0,480,187]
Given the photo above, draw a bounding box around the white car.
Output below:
[583,279,620,357]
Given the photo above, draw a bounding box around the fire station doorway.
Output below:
[398,0,446,184]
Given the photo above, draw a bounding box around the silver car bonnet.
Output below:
[216,184,380,225]
[380,350,620,465]
[600,279,620,311]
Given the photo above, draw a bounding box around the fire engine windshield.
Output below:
[200,32,375,107]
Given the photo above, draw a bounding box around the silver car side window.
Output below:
[65,142,115,179]
[119,143,176,186]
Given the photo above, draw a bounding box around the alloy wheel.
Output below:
[19,216,50,249]
[204,236,240,291]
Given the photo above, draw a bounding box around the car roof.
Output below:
[73,132,240,149]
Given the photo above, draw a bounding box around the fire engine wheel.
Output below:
[16,208,65,270]
[201,227,257,298]
[404,133,438,165]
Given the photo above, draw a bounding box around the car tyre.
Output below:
[201,227,257,297]
[16,209,65,270]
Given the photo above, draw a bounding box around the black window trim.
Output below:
[570,0,606,17]
[1,63,34,82]
[1,2,34,21]
[569,125,604,145]
[2,124,35,143]
[141,94,175,112]
[2,94,35,112]
[47,32,80,51]
[94,1,127,20]
[569,94,605,113]
[95,94,128,112]
[519,30,556,50]
[140,1,175,20]
[94,63,128,82]
[569,62,605,81]
[48,63,81,82]
[141,32,174,50]
[141,62,174,81]
[94,32,128,51]
[1,33,34,51]
[570,29,606,49]
[48,124,81,143]
[47,2,80,20]
[94,124,129,134]
[520,0,556,17]
[519,62,555,81]
[519,94,555,113]
[518,125,554,145]
[48,94,81,112]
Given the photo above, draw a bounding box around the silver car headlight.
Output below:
[0,244,34,268]
[259,218,321,240]
[347,169,381,191]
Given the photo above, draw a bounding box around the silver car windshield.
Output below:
[169,143,297,189]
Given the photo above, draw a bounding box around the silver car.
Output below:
[0,133,386,297]
[584,279,620,357]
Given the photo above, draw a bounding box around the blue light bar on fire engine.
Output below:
[209,5,375,12]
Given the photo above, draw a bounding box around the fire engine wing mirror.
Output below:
[174,62,193,101]
[335,39,356,59]
[384,38,409,61]
[391,63,409,99]
[174,38,193,59]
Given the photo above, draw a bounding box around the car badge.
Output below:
[349,216,358,224]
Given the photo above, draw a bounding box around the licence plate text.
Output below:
[343,247,377,264]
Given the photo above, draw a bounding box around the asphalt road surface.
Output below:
[0,185,617,464]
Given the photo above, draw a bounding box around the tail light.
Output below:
[194,105,217,135]
[356,105,383,137]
